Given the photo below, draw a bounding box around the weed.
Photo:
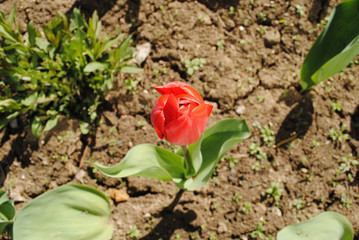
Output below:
[336,153,358,182]
[216,39,225,50]
[228,6,235,15]
[260,125,275,147]
[295,5,305,16]
[184,58,206,75]
[331,100,342,112]
[241,202,252,215]
[0,7,141,137]
[292,198,305,210]
[341,194,352,209]
[231,193,243,204]
[250,222,265,239]
[311,140,320,148]
[256,25,267,34]
[265,182,283,206]
[209,233,217,240]
[225,156,239,169]
[257,12,267,24]
[127,225,141,239]
[249,142,267,161]
[329,124,350,145]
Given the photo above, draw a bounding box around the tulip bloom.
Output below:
[151,81,213,146]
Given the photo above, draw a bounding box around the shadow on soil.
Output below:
[178,0,239,10]
[66,0,117,19]
[276,94,314,147]
[140,190,199,240]
[350,104,359,141]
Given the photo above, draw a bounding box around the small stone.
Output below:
[235,105,246,115]
[75,169,86,184]
[217,222,228,233]
[264,28,281,47]
[108,188,129,203]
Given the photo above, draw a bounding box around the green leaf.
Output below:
[0,190,15,235]
[44,115,60,132]
[120,65,143,74]
[0,99,21,112]
[83,62,109,72]
[31,117,43,138]
[13,184,113,240]
[27,21,36,47]
[301,0,359,90]
[277,212,354,240]
[179,119,250,190]
[96,144,186,182]
[79,121,90,135]
[69,8,86,31]
[0,111,20,130]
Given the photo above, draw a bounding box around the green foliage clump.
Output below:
[0,7,141,136]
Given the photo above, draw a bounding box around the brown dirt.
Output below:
[1,0,359,239]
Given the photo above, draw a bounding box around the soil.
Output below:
[1,0,359,239]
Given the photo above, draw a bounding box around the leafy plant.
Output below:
[97,118,250,191]
[265,182,283,206]
[0,184,112,240]
[184,58,206,76]
[336,153,358,182]
[300,0,359,90]
[0,7,141,137]
[127,225,141,239]
[277,212,353,240]
[329,124,350,145]
[241,202,252,215]
[250,222,266,239]
[249,142,267,161]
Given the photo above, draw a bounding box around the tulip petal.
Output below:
[155,81,204,104]
[163,94,179,125]
[164,104,213,146]
[151,95,169,139]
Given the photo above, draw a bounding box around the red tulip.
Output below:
[151,81,213,146]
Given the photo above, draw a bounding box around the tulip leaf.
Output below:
[13,184,113,240]
[96,144,186,182]
[300,0,359,90]
[0,190,15,235]
[178,119,251,190]
[277,211,354,240]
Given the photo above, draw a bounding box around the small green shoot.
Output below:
[184,58,206,75]
[241,202,252,215]
[329,124,350,145]
[336,153,358,182]
[127,225,141,239]
[265,182,283,206]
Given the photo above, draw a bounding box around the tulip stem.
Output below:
[181,145,191,170]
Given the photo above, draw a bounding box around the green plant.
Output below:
[231,193,243,204]
[312,140,320,148]
[0,184,112,240]
[300,0,359,90]
[127,225,141,239]
[336,153,358,182]
[124,77,141,94]
[277,212,353,240]
[216,39,225,50]
[332,100,342,112]
[225,156,239,169]
[250,222,266,239]
[329,124,350,144]
[249,142,267,161]
[340,194,352,209]
[184,58,206,75]
[292,198,305,210]
[260,125,275,147]
[241,202,252,215]
[228,6,235,15]
[265,182,283,206]
[295,5,305,16]
[0,7,141,137]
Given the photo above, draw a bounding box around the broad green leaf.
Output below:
[0,99,21,112]
[277,211,354,240]
[69,8,86,31]
[120,65,143,74]
[13,184,113,240]
[83,61,109,72]
[44,114,60,132]
[301,0,359,90]
[0,190,15,235]
[178,119,250,190]
[27,21,36,47]
[96,144,186,182]
[31,117,43,138]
